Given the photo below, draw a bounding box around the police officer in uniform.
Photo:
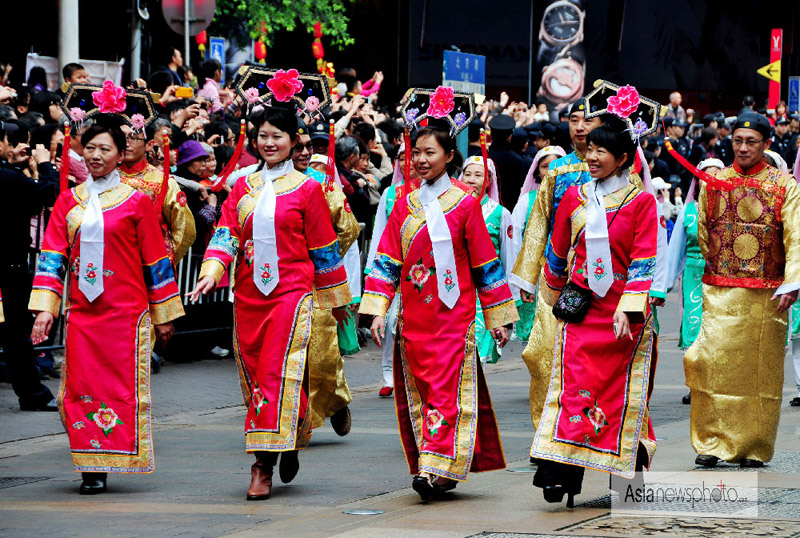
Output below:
[488,114,532,209]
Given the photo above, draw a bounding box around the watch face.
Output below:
[541,58,584,103]
[543,2,582,43]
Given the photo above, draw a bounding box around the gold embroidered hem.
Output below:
[540,279,562,308]
[684,285,785,463]
[65,311,154,473]
[29,289,61,316]
[243,294,315,452]
[532,315,656,478]
[618,291,648,316]
[482,298,520,329]
[521,271,559,431]
[315,281,352,310]
[399,321,504,481]
[359,292,390,317]
[308,306,352,428]
[199,259,227,284]
[149,295,184,325]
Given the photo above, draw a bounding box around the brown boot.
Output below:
[247,452,277,501]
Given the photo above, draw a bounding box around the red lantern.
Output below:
[314,21,323,39]
[312,41,325,60]
[254,40,267,63]
[195,30,207,56]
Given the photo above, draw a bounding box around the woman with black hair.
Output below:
[361,87,518,501]
[28,91,63,124]
[27,66,48,92]
[29,118,184,495]
[530,118,659,507]
[189,100,351,500]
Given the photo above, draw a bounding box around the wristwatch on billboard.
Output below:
[536,0,586,106]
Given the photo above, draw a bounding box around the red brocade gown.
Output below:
[199,168,351,452]
[360,175,519,481]
[532,179,659,485]
[29,182,184,473]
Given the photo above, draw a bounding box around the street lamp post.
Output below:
[59,0,80,78]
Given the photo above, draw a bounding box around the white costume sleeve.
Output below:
[510,194,530,261]
[499,207,518,299]
[343,241,362,300]
[226,163,260,188]
[666,205,689,292]
[650,197,669,299]
[364,189,389,275]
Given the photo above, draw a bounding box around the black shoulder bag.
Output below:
[551,187,635,323]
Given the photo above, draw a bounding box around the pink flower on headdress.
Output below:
[428,86,455,119]
[606,85,640,118]
[267,69,303,103]
[91,80,127,114]
[130,114,145,131]
[304,95,320,112]
[69,107,85,123]
[243,87,260,104]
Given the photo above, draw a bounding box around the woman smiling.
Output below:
[29,113,183,495]
[530,116,659,507]
[360,87,518,501]
[189,69,351,501]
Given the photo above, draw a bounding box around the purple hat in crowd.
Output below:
[177,140,209,166]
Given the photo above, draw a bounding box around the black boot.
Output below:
[278,450,300,483]
[79,472,107,495]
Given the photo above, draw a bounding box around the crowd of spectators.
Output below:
[1,49,799,386]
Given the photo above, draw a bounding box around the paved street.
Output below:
[2,291,800,537]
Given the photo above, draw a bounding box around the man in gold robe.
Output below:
[119,123,195,265]
[292,122,359,437]
[685,112,800,468]
[510,100,602,437]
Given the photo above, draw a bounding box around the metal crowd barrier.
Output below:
[26,216,372,351]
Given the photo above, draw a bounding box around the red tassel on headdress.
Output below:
[60,124,71,192]
[213,119,246,192]
[660,118,728,192]
[663,138,729,192]
[325,119,335,191]
[155,133,171,210]
[479,128,490,199]
[632,149,643,175]
[402,128,412,198]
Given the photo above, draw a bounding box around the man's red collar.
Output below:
[733,159,767,176]
[120,160,149,174]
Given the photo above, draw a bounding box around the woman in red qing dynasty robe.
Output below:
[361,124,519,502]
[29,122,184,495]
[531,119,658,507]
[189,105,351,501]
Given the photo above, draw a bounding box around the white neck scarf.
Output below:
[79,169,121,302]
[418,173,459,309]
[584,172,629,298]
[252,159,295,296]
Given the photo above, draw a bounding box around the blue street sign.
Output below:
[443,50,486,95]
[209,37,226,83]
[789,76,800,114]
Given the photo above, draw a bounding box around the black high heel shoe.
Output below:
[412,475,433,501]
[542,485,575,507]
[79,472,107,495]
